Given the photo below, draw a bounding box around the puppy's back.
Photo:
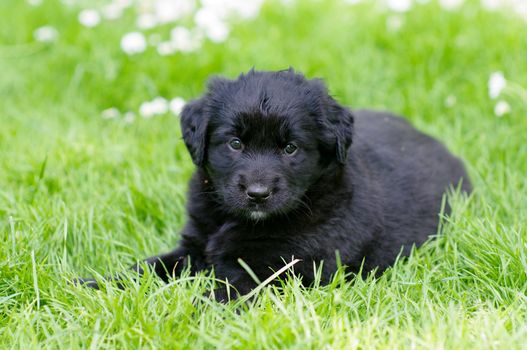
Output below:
[350,110,471,267]
[352,110,470,194]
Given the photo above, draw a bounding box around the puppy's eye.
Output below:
[228,138,243,151]
[284,143,298,155]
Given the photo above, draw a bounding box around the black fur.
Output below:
[78,69,471,300]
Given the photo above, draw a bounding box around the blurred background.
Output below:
[2,0,525,120]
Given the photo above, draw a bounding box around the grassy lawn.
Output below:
[1,0,526,348]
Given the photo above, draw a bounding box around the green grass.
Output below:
[1,0,527,348]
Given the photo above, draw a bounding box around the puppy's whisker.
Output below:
[290,197,314,218]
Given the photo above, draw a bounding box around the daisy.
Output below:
[33,26,59,43]
[488,71,506,99]
[121,32,147,55]
[78,9,101,28]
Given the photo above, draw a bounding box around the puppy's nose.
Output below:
[246,184,271,202]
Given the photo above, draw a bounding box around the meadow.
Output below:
[1,0,526,348]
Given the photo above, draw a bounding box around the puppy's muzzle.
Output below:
[246,183,271,203]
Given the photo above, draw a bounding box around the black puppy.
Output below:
[79,69,471,299]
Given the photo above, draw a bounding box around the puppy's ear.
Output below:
[180,98,208,166]
[311,78,354,165]
[324,96,354,164]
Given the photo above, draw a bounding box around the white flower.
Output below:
[155,0,180,23]
[151,97,169,115]
[231,0,264,20]
[139,101,156,118]
[200,0,230,19]
[101,3,123,20]
[439,0,464,10]
[386,15,403,31]
[199,0,263,20]
[78,9,101,28]
[194,4,231,42]
[481,0,501,10]
[488,71,506,99]
[195,7,222,28]
[511,1,527,20]
[170,26,192,45]
[170,97,186,115]
[386,0,412,12]
[206,22,229,43]
[155,0,195,23]
[137,13,158,30]
[194,9,230,44]
[121,32,147,55]
[494,100,511,117]
[444,95,457,108]
[170,26,202,52]
[123,111,135,123]
[33,26,59,43]
[115,0,133,8]
[140,98,169,118]
[157,41,176,55]
[27,0,43,6]
[101,107,120,119]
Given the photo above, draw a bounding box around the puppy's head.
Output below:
[181,69,353,220]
